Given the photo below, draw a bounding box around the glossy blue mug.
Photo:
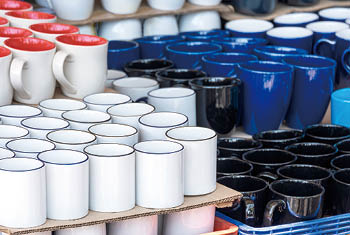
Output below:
[225,19,274,38]
[273,12,319,27]
[318,7,350,22]
[253,45,308,62]
[180,30,226,42]
[212,37,267,53]
[236,61,294,135]
[108,40,140,70]
[165,41,222,70]
[331,88,350,127]
[282,55,336,129]
[201,52,258,77]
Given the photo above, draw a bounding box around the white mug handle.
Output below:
[52,51,77,94]
[46,0,53,8]
[10,58,31,99]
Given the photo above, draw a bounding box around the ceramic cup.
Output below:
[6,138,55,158]
[0,158,46,228]
[107,103,155,129]
[0,46,11,106]
[237,61,293,135]
[0,147,14,159]
[46,129,97,151]
[304,124,350,145]
[331,88,350,127]
[331,169,350,215]
[108,40,140,70]
[77,24,96,35]
[179,11,221,32]
[5,37,56,104]
[5,11,56,29]
[189,0,221,5]
[252,129,304,149]
[165,41,222,70]
[134,140,184,208]
[88,123,138,146]
[101,0,141,14]
[62,110,111,131]
[105,69,127,88]
[112,77,159,102]
[181,30,225,42]
[99,19,142,41]
[225,19,273,38]
[189,77,242,135]
[211,37,267,53]
[217,137,263,158]
[29,23,80,42]
[144,15,179,37]
[56,224,106,235]
[124,59,174,78]
[318,7,350,22]
[0,105,42,126]
[147,87,197,126]
[0,27,33,45]
[201,52,258,77]
[156,69,206,88]
[253,45,308,62]
[0,0,32,17]
[0,16,8,26]
[0,124,29,148]
[217,156,253,177]
[274,12,319,27]
[53,34,108,99]
[331,154,350,170]
[108,216,157,235]
[147,0,184,10]
[50,0,94,21]
[282,55,336,129]
[166,126,217,195]
[84,143,135,212]
[39,99,87,118]
[334,139,350,156]
[138,112,188,141]
[83,93,131,112]
[21,117,70,139]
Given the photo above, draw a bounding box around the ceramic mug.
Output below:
[181,30,225,42]
[179,11,221,32]
[53,34,108,99]
[253,45,307,62]
[50,0,94,21]
[147,0,184,10]
[0,158,46,228]
[39,98,87,118]
[318,7,350,22]
[331,88,350,127]
[0,0,32,17]
[143,15,179,36]
[156,69,206,88]
[108,40,140,70]
[0,124,29,148]
[56,224,106,235]
[46,129,97,151]
[105,69,127,88]
[5,37,56,104]
[5,11,56,29]
[0,27,33,45]
[217,137,263,158]
[331,169,350,215]
[6,138,55,158]
[62,110,111,131]
[189,0,221,5]
[334,140,350,156]
[83,93,131,112]
[0,46,12,106]
[29,23,80,42]
[21,117,69,139]
[273,12,319,27]
[0,16,8,26]
[124,59,174,78]
[252,129,304,149]
[304,123,350,145]
[225,19,273,38]
[217,156,253,177]
[211,37,267,53]
[84,143,135,212]
[101,0,141,14]
[0,147,14,159]
[0,105,42,126]
[108,216,157,235]
[99,19,142,41]
[331,154,350,170]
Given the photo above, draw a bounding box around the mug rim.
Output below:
[83,92,132,106]
[84,143,135,158]
[285,142,338,157]
[189,77,242,89]
[274,12,319,25]
[217,156,254,176]
[6,138,56,154]
[62,110,112,124]
[277,164,331,182]
[124,58,174,72]
[0,157,44,172]
[0,0,32,11]
[166,41,222,55]
[217,137,263,152]
[0,124,29,139]
[253,45,308,56]
[138,111,188,128]
[217,175,268,194]
[5,10,56,20]
[155,69,207,82]
[133,140,184,155]
[212,37,267,45]
[252,129,304,143]
[202,52,258,66]
[37,149,89,165]
[319,7,350,21]
[4,37,56,52]
[21,116,70,131]
[135,35,182,44]
[330,154,350,170]
[332,169,350,186]
[29,22,79,35]
[306,21,349,33]
[237,60,293,75]
[166,126,217,142]
[305,124,350,141]
[267,26,313,39]
[0,104,42,118]
[46,129,97,145]
[282,55,337,70]
[148,87,195,99]
[225,19,273,33]
[269,179,325,199]
[108,40,139,52]
[56,34,108,47]
[0,147,15,158]
[88,123,138,138]
[243,148,297,166]
[107,103,155,118]
[39,98,87,112]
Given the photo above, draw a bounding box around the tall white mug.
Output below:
[5,11,56,29]
[21,117,70,139]
[0,105,42,126]
[39,98,87,118]
[108,216,158,235]
[29,23,79,42]
[0,124,30,148]
[51,0,94,21]
[0,46,12,106]
[56,224,106,235]
[62,110,112,131]
[6,138,56,158]
[47,129,97,151]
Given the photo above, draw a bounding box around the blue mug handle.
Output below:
[313,38,336,55]
[342,48,350,74]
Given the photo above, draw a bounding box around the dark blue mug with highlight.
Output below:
[253,45,308,62]
[212,37,267,53]
[108,40,140,70]
[180,30,226,42]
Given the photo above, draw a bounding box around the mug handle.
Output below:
[10,58,31,99]
[242,196,255,224]
[135,97,148,103]
[257,172,278,182]
[313,38,336,55]
[46,0,53,8]
[262,199,286,226]
[342,48,350,74]
[52,51,77,94]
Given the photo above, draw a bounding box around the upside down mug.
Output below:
[0,46,12,106]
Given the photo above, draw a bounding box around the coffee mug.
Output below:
[217,156,253,177]
[189,77,242,135]
[53,34,108,99]
[181,30,224,42]
[124,59,174,77]
[225,19,273,38]
[253,129,304,149]
[50,0,94,21]
[112,77,159,101]
[99,19,142,41]
[0,27,33,45]
[282,55,336,129]
[0,0,32,17]
[143,15,179,36]
[189,0,222,6]
[253,45,307,62]
[147,0,185,10]
[29,23,80,42]
[334,139,350,156]
[62,110,112,131]
[156,69,206,88]
[274,12,319,27]
[211,37,267,53]
[331,88,350,127]
[108,40,140,70]
[331,154,350,170]
[57,224,106,235]
[263,179,324,226]
[108,216,157,235]
[101,0,141,14]
[105,69,127,88]
[0,105,42,126]
[21,117,70,139]
[0,16,8,26]
[0,147,14,159]
[47,129,97,151]
[179,11,221,32]
[5,37,56,104]
[6,138,55,158]
[318,7,350,22]
[304,123,350,145]
[0,46,11,106]
[331,169,350,214]
[236,61,293,135]
[0,124,29,148]
[39,98,87,118]
[5,11,56,29]
[217,137,263,158]
[83,93,131,112]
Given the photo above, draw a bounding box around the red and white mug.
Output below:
[0,0,32,17]
[5,11,56,29]
[0,26,33,45]
[30,23,79,42]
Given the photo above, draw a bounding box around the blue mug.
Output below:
[225,19,274,38]
[253,46,308,62]
[210,29,231,36]
[331,88,350,127]
[180,30,226,42]
[201,52,258,77]
[318,7,350,22]
[165,41,222,70]
[236,61,294,135]
[273,12,319,27]
[314,29,350,90]
[135,35,183,59]
[212,37,267,53]
[266,27,313,53]
[108,40,140,70]
[282,55,336,129]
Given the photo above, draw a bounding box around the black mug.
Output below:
[124,58,174,77]
[253,129,304,149]
[217,175,268,226]
[304,124,350,145]
[189,77,242,135]
[334,138,350,155]
[217,156,253,177]
[331,154,350,170]
[285,142,338,168]
[217,137,263,158]
[156,69,206,88]
[331,169,350,215]
[263,179,324,226]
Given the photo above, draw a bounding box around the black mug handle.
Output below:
[242,196,255,224]
[342,47,350,74]
[135,97,148,103]
[313,38,336,56]
[262,199,286,226]
[257,171,278,183]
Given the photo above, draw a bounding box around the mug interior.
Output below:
[278,165,330,181]
[203,52,257,64]
[331,155,350,170]
[39,99,87,111]
[107,103,155,117]
[83,93,131,105]
[283,55,336,69]
[30,23,79,34]
[267,27,313,38]
[126,59,173,70]
[136,35,182,43]
[134,140,183,154]
[56,34,107,46]
[108,40,138,51]
[334,169,350,185]
[254,130,303,141]
[274,13,318,24]
[319,7,350,20]
[217,157,252,174]
[218,138,261,151]
[166,126,216,141]
[38,150,88,165]
[0,27,32,37]
[62,110,111,123]
[6,138,55,153]
[271,180,323,197]
[243,149,296,165]
[157,69,206,79]
[139,112,188,128]
[0,105,42,117]
[286,143,336,156]
[5,37,55,51]
[89,123,137,137]
[335,139,350,153]
[190,77,241,88]
[238,61,292,73]
[214,37,267,45]
[113,77,158,88]
[0,46,10,57]
[0,158,43,172]
[47,130,96,144]
[306,21,349,33]
[0,0,32,10]
[225,19,273,33]
[0,125,29,138]
[0,147,15,159]
[84,143,134,157]
[6,11,55,19]
[21,117,69,130]
[218,175,267,193]
[254,46,307,55]
[148,87,194,98]
[306,125,350,138]
[167,42,221,54]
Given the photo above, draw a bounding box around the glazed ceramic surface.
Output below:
[108,40,140,70]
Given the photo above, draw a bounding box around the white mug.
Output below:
[39,98,87,118]
[56,224,106,235]
[0,105,42,126]
[53,34,108,99]
[5,37,56,104]
[101,0,141,14]
[147,0,184,11]
[21,117,70,139]
[112,77,159,102]
[0,124,29,148]
[62,110,112,131]
[166,126,217,195]
[6,138,55,158]
[105,69,127,88]
[134,140,184,208]
[99,19,142,41]
[188,0,221,5]
[0,157,46,228]
[88,123,138,146]
[0,27,33,45]
[108,216,158,235]
[0,147,15,159]
[36,0,53,9]
[5,11,56,29]
[51,0,94,21]
[143,15,179,36]
[179,11,221,32]
[139,112,188,141]
[107,103,155,130]
[29,23,79,42]
[47,129,96,151]
[0,1,33,17]
[38,149,89,220]
[0,46,12,106]
[148,87,196,126]
[84,143,135,212]
[318,7,350,21]
[83,92,131,112]
[77,24,96,35]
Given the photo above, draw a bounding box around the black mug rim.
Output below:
[269,179,325,199]
[218,137,263,152]
[253,129,304,143]
[189,77,242,89]
[332,169,350,186]
[217,156,254,175]
[217,175,268,194]
[277,164,331,182]
[305,124,350,141]
[330,154,350,171]
[124,58,174,73]
[155,69,207,82]
[242,148,297,166]
[284,142,338,157]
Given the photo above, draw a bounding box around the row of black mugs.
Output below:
[216,123,350,227]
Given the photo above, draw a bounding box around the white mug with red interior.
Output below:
[0,26,33,45]
[0,46,12,105]
[0,16,8,26]
[5,11,56,29]
[30,23,79,42]
[0,0,32,17]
